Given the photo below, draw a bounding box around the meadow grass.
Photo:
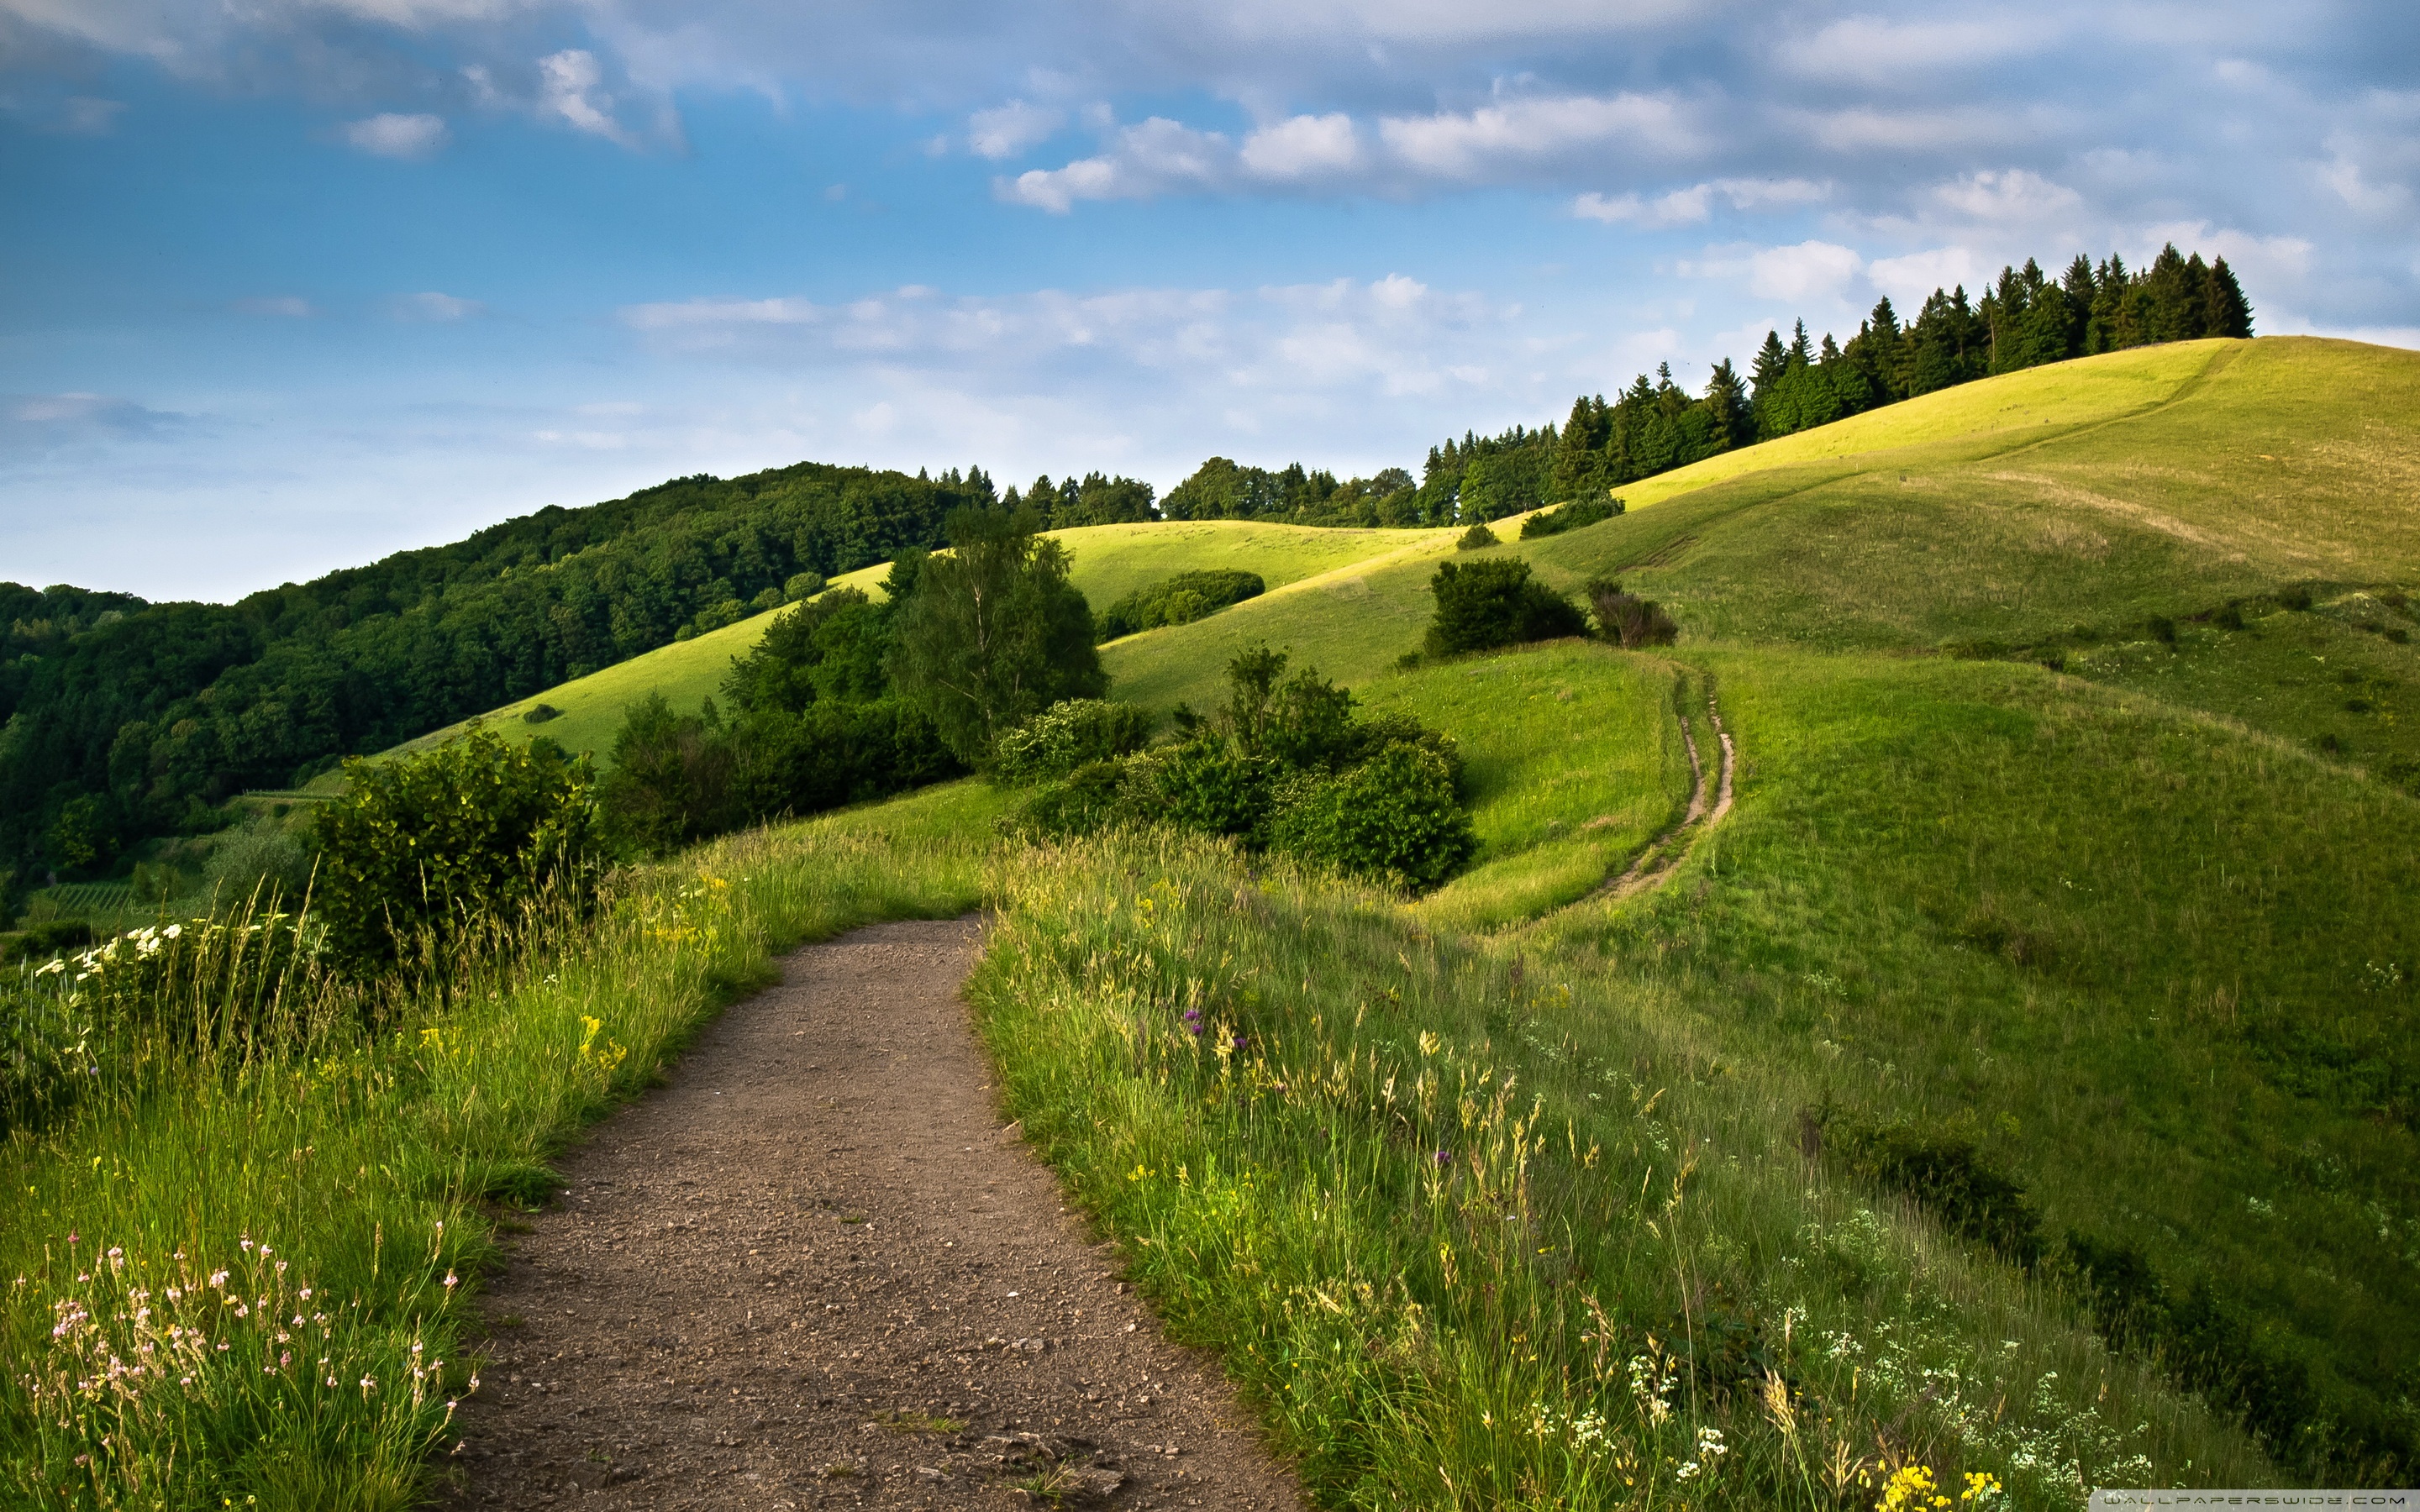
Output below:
[969,828,2269,1509]
[1520,648,2420,1468]
[0,780,1003,1509]
[1348,643,1697,934]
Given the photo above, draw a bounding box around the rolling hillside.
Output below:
[381,520,1452,769]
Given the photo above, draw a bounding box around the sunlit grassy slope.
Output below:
[381,520,1449,768]
[331,334,2417,1483]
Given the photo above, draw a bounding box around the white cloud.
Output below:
[1928,168,2082,225]
[1781,14,2054,84]
[342,112,448,159]
[1749,240,1865,302]
[1239,113,1360,180]
[1574,176,1825,227]
[538,49,635,145]
[1865,246,1989,306]
[1575,186,1711,228]
[1378,92,1697,180]
[396,291,485,321]
[999,117,1232,210]
[1799,106,2028,154]
[234,296,315,318]
[968,100,1062,160]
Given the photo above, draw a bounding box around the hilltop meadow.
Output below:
[3,324,2415,1509]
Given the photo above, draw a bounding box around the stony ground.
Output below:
[436,916,1303,1510]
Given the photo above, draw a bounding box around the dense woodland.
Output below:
[1,244,2248,892]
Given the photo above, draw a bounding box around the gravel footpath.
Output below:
[438,916,1303,1511]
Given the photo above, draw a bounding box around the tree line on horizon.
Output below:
[0,242,2249,895]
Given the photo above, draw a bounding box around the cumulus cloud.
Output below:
[1376,92,1698,180]
[967,100,1063,159]
[1748,240,1866,302]
[1574,176,1825,227]
[342,112,449,158]
[1238,113,1360,180]
[537,49,635,144]
[1779,13,2056,84]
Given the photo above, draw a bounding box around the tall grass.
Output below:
[0,782,995,1509]
[969,828,2269,1510]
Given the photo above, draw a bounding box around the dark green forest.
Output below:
[1,243,2247,895]
[0,460,1158,886]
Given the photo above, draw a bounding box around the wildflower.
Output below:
[443,1273,459,1289]
[1433,1150,1451,1165]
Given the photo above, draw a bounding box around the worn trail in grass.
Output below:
[442,917,1301,1512]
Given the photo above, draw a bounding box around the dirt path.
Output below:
[439,917,1304,1511]
[1597,676,1738,903]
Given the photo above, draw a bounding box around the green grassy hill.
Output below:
[973,335,2419,1479]
[350,333,2420,1475]
[376,520,1450,771]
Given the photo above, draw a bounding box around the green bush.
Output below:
[596,694,734,856]
[1096,569,1266,640]
[1583,576,1681,648]
[1455,522,1497,550]
[203,818,315,906]
[784,569,828,601]
[1005,759,1137,840]
[1003,645,1476,892]
[1518,495,1623,538]
[1423,558,1587,657]
[992,699,1156,783]
[313,729,602,975]
[1268,741,1476,889]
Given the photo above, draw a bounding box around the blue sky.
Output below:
[3,1,2417,601]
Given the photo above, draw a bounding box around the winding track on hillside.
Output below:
[1596,676,1736,903]
[439,918,1302,1511]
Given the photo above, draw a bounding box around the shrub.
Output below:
[992,699,1156,784]
[1423,559,1587,658]
[724,698,960,821]
[596,695,735,856]
[203,818,315,905]
[1158,741,1280,839]
[313,728,603,975]
[1268,741,1476,890]
[523,702,561,724]
[3,919,94,965]
[1096,570,1265,641]
[1518,496,1623,538]
[784,569,828,601]
[1006,759,1135,840]
[1455,523,1498,550]
[1583,577,1681,648]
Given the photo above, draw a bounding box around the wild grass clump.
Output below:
[969,829,2259,1509]
[0,785,995,1508]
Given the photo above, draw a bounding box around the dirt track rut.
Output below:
[439,916,1302,1510]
